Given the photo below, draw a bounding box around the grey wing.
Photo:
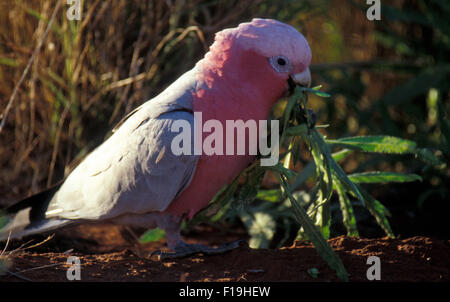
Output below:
[45,68,200,220]
[47,109,198,220]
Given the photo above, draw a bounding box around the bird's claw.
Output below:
[149,239,247,261]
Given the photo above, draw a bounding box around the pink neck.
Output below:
[193,46,287,121]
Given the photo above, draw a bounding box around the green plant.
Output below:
[140,228,166,243]
[191,86,442,281]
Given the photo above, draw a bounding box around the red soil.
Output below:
[1,223,448,282]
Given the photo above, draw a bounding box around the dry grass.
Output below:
[0,233,56,281]
[0,0,266,202]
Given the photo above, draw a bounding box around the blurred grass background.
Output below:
[0,0,448,240]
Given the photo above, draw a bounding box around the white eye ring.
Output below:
[269,55,293,73]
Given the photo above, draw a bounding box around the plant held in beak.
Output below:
[192,85,442,282]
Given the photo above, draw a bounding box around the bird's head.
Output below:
[197,18,312,100]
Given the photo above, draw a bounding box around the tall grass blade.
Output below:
[278,174,348,282]
[334,180,359,237]
[351,185,395,238]
[313,130,366,206]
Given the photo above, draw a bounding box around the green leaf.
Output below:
[331,149,353,162]
[256,189,281,202]
[284,89,302,127]
[315,124,330,129]
[279,89,303,146]
[334,180,359,237]
[266,162,298,180]
[326,135,417,154]
[139,228,166,243]
[311,130,365,206]
[327,135,443,166]
[278,174,349,282]
[309,129,334,204]
[351,185,395,238]
[330,160,365,206]
[301,86,331,98]
[291,137,302,165]
[312,196,332,240]
[288,149,353,194]
[304,130,333,239]
[285,124,308,136]
[348,172,422,184]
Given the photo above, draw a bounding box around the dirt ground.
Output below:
[0,223,448,282]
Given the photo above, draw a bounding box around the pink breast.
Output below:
[164,49,286,219]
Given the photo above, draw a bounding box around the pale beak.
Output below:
[290,67,311,88]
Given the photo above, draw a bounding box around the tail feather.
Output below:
[0,183,72,241]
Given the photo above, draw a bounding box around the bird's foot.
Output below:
[150,240,246,260]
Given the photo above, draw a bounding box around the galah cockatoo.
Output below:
[0,18,311,258]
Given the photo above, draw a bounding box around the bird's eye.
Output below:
[269,55,293,73]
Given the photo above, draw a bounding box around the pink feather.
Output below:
[165,19,311,218]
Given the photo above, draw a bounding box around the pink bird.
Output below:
[0,18,312,258]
